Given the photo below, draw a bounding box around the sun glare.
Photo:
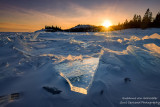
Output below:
[102,20,112,28]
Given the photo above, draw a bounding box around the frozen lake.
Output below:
[0,28,160,107]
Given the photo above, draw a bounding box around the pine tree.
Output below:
[141,8,152,29]
[153,12,160,27]
[137,15,141,27]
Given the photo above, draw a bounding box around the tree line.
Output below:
[44,25,62,32]
[43,8,160,32]
[112,8,160,30]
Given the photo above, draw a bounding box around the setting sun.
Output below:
[102,20,112,28]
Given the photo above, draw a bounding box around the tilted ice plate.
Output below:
[55,58,99,94]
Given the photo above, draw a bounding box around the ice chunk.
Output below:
[144,43,160,54]
[129,36,141,41]
[117,39,123,43]
[124,36,141,42]
[55,58,99,94]
[142,33,160,40]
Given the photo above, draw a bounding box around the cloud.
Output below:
[0,0,160,32]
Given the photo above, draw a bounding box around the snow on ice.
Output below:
[0,28,160,107]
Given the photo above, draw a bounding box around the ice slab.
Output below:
[55,58,99,94]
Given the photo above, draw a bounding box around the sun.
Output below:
[102,20,112,28]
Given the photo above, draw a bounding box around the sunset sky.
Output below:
[0,0,160,32]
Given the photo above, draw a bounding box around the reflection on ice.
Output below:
[55,58,99,94]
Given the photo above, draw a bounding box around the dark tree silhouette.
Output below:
[141,8,152,29]
[45,25,62,32]
[43,9,160,32]
[111,8,160,30]
[153,12,160,27]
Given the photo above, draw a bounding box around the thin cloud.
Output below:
[0,0,160,31]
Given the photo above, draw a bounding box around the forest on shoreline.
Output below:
[44,9,160,32]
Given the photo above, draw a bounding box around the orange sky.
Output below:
[0,6,128,32]
[0,0,160,32]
